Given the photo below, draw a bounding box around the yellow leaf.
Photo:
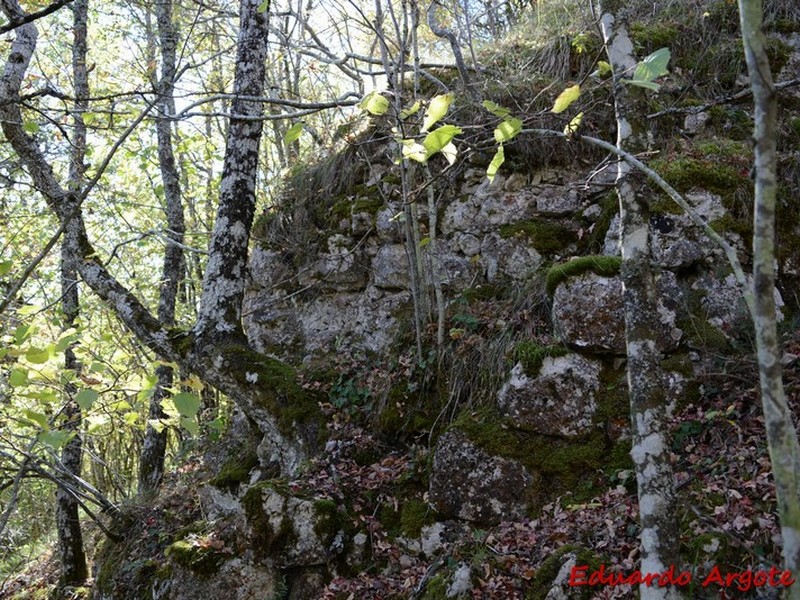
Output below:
[564,112,584,136]
[551,84,581,114]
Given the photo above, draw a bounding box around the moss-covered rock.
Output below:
[546,256,621,296]
[208,449,259,490]
[512,342,569,376]
[499,219,577,254]
[165,539,224,576]
[242,481,348,567]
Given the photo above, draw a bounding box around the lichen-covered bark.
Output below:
[139,0,186,494]
[195,0,270,346]
[738,0,800,591]
[54,1,89,588]
[598,7,682,599]
[56,244,88,590]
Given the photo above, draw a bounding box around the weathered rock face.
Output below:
[551,271,683,354]
[243,483,346,567]
[154,559,278,600]
[692,271,784,338]
[246,167,590,359]
[497,356,601,437]
[429,430,538,525]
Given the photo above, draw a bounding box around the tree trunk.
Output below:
[738,0,800,592]
[598,6,683,598]
[54,0,89,589]
[139,0,185,494]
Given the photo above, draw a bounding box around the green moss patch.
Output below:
[329,195,384,226]
[218,344,325,442]
[650,156,748,196]
[453,407,630,507]
[208,449,258,490]
[165,539,224,576]
[546,256,622,295]
[512,342,569,376]
[500,220,577,254]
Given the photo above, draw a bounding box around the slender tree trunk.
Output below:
[194,0,270,346]
[55,0,89,589]
[139,0,185,494]
[598,7,682,598]
[738,1,800,591]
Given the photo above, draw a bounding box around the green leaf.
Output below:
[493,118,522,143]
[9,368,28,387]
[421,93,454,132]
[26,347,51,364]
[14,324,34,345]
[23,409,49,430]
[284,122,304,144]
[55,331,79,352]
[626,79,661,91]
[180,416,200,436]
[0,259,12,275]
[564,111,584,136]
[482,100,510,118]
[23,121,39,134]
[401,139,428,163]
[551,84,581,114]
[89,361,105,373]
[422,124,462,158]
[591,61,612,78]
[359,91,389,116]
[17,304,38,316]
[486,145,505,183]
[632,47,670,86]
[257,0,269,13]
[419,237,431,249]
[39,430,72,450]
[172,392,201,418]
[399,100,421,120]
[123,412,139,425]
[75,388,98,411]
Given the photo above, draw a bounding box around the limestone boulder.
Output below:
[298,234,368,292]
[692,272,783,340]
[603,191,744,270]
[497,356,601,437]
[300,285,409,355]
[154,559,278,600]
[551,271,682,354]
[248,247,295,290]
[243,292,303,356]
[373,244,410,290]
[442,181,536,234]
[551,272,626,353]
[429,430,537,525]
[480,232,544,281]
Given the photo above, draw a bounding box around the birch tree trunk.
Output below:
[738,0,800,590]
[598,5,683,598]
